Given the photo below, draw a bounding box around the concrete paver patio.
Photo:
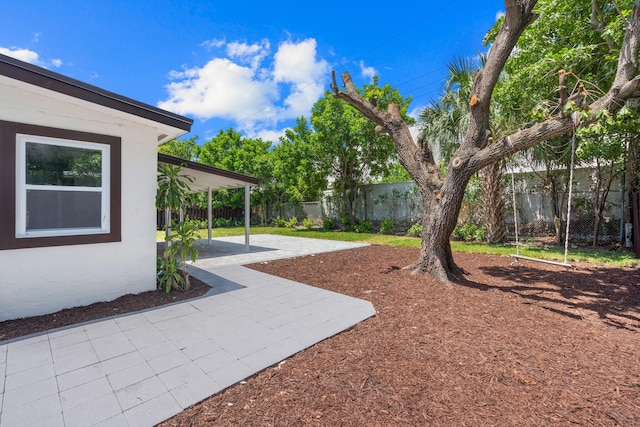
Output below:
[0,235,375,427]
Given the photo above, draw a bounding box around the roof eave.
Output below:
[0,53,193,133]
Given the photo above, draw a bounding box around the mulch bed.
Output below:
[2,245,639,425]
[0,276,211,342]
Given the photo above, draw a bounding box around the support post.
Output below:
[207,187,212,246]
[245,184,251,252]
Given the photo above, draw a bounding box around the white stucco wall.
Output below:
[0,77,177,321]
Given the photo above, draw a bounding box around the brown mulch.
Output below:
[3,245,640,426]
[0,277,211,341]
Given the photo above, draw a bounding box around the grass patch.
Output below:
[156,226,638,268]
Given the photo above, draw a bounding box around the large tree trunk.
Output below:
[408,173,470,284]
[331,0,640,285]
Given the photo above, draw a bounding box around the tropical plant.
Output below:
[163,220,201,291]
[157,255,183,294]
[156,163,198,293]
[156,163,194,238]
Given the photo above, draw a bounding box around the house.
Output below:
[0,53,237,321]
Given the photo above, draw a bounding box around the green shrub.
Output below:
[285,216,298,228]
[407,222,422,237]
[354,219,373,233]
[303,218,314,229]
[341,216,354,231]
[379,218,395,235]
[452,223,487,242]
[323,217,336,230]
[271,216,286,227]
[189,219,207,229]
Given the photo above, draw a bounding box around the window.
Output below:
[0,120,121,250]
[16,135,110,238]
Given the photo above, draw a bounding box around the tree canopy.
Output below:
[311,76,414,221]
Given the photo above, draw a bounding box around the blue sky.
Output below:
[1,0,504,144]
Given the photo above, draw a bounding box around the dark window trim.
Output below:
[0,120,121,250]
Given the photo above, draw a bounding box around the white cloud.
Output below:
[0,46,64,69]
[159,37,330,139]
[496,11,505,20]
[0,47,41,64]
[273,39,329,118]
[227,39,270,70]
[359,60,376,81]
[251,128,286,143]
[201,38,225,50]
[159,58,277,123]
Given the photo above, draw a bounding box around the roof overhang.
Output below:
[0,53,193,143]
[158,153,259,193]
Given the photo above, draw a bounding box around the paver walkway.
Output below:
[0,235,375,427]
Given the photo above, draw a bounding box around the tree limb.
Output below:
[462,0,538,152]
[332,71,442,190]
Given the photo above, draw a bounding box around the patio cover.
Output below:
[158,153,259,250]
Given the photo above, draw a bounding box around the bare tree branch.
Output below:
[332,71,442,190]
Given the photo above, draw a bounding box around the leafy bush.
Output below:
[379,218,395,235]
[341,216,354,231]
[303,218,314,229]
[191,219,208,229]
[452,223,487,242]
[407,222,422,237]
[354,219,373,233]
[323,217,336,230]
[271,216,286,227]
[285,217,298,228]
[186,217,243,229]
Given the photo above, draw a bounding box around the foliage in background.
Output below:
[407,222,423,237]
[323,216,337,230]
[452,223,487,242]
[488,0,639,244]
[272,117,328,208]
[311,76,413,223]
[354,219,373,234]
[379,218,395,235]
[158,136,201,161]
